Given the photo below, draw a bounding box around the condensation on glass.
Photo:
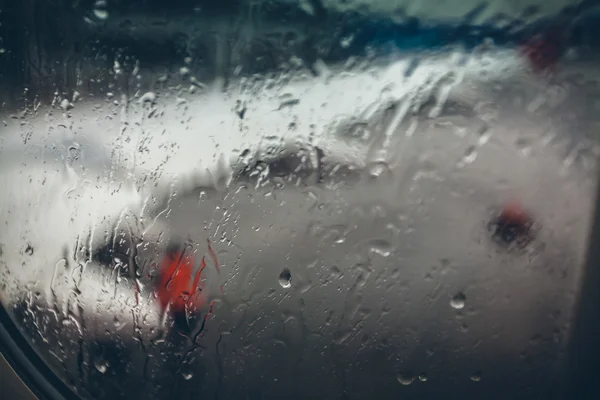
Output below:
[0,1,599,399]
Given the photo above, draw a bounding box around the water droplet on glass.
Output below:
[181,371,193,380]
[478,125,491,146]
[368,239,392,258]
[278,269,292,288]
[460,146,477,166]
[418,373,428,382]
[450,292,466,310]
[94,359,109,374]
[93,1,108,19]
[238,148,253,166]
[93,9,109,20]
[278,98,300,110]
[25,244,34,256]
[366,161,393,180]
[180,66,191,77]
[470,371,482,382]
[515,137,532,157]
[140,92,157,104]
[299,0,315,15]
[397,373,415,386]
[329,266,342,279]
[340,34,354,48]
[60,99,72,111]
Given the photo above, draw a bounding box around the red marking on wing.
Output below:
[157,250,205,313]
[499,199,532,227]
[156,240,225,335]
[520,27,566,73]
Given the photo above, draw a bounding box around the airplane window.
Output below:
[1,1,600,399]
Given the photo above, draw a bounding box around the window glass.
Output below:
[1,1,599,399]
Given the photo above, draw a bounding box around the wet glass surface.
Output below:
[1,1,600,399]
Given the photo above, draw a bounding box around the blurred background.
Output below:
[1,1,600,400]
